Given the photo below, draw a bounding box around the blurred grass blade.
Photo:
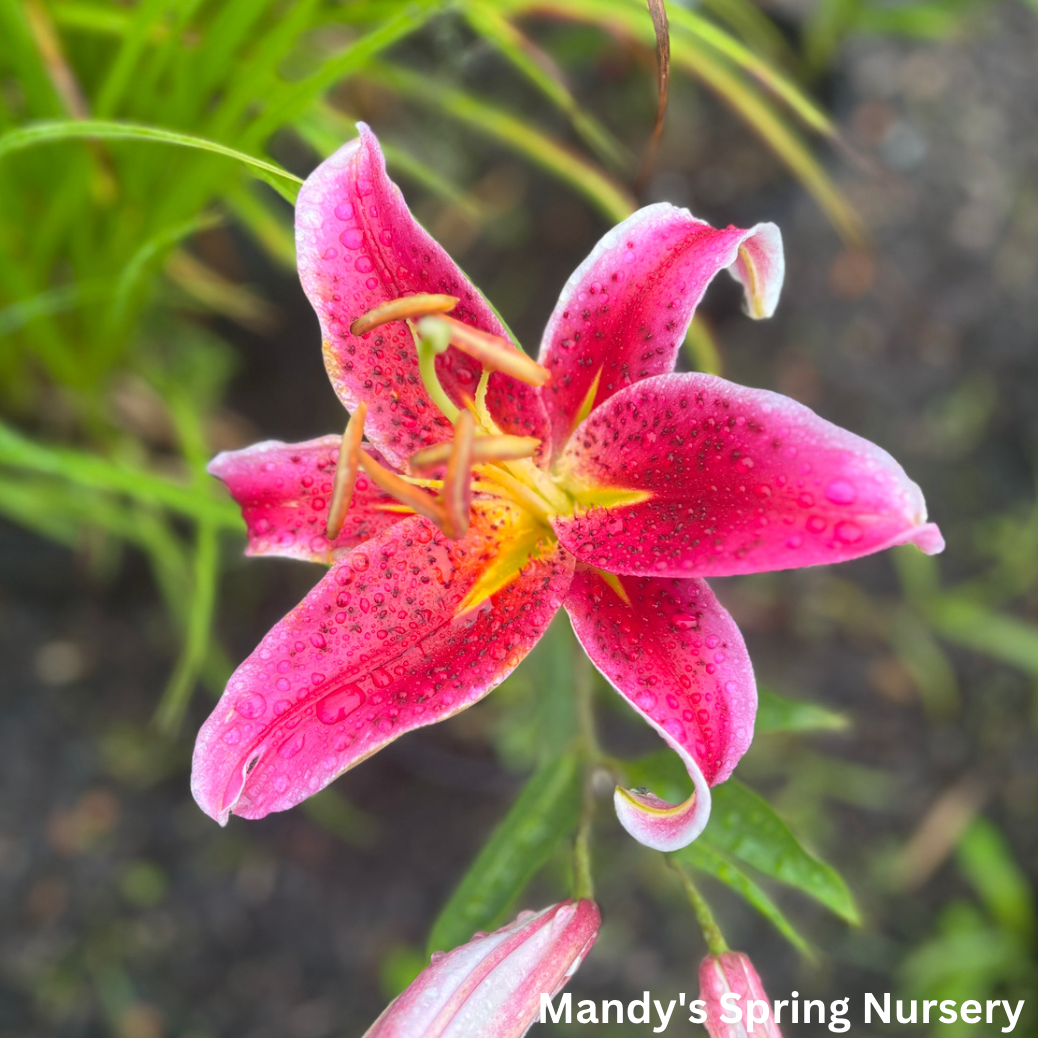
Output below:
[0,281,107,335]
[956,818,1034,942]
[0,419,241,528]
[154,518,219,734]
[702,780,860,923]
[0,120,304,201]
[368,64,635,222]
[426,751,583,957]
[928,597,1038,677]
[463,1,629,170]
[636,0,670,188]
[677,841,815,956]
[756,686,848,733]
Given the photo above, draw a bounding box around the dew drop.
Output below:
[316,684,366,725]
[334,202,354,220]
[834,520,864,544]
[355,255,374,273]
[277,732,305,759]
[825,479,857,505]
[235,692,267,719]
[340,228,364,250]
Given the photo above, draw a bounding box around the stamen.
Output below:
[408,434,540,473]
[349,293,458,336]
[416,315,550,388]
[441,411,475,540]
[357,451,446,528]
[326,401,368,539]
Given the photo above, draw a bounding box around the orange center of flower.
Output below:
[329,295,646,611]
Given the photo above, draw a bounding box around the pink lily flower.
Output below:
[699,951,783,1038]
[363,900,600,1038]
[191,124,942,850]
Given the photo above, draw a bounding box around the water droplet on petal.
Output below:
[825,479,857,505]
[316,684,366,725]
[835,520,864,543]
[277,732,306,759]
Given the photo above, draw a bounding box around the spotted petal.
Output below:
[295,122,549,469]
[553,374,944,579]
[191,504,573,824]
[566,569,755,850]
[538,204,783,455]
[209,437,405,564]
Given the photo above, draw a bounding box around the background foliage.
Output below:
[1,0,1036,1036]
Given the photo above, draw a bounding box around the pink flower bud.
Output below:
[699,951,783,1038]
[365,900,600,1038]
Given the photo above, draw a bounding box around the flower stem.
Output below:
[573,647,599,901]
[670,860,729,956]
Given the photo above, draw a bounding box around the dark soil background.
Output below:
[3,6,1037,1037]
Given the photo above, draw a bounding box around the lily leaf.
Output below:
[678,841,814,956]
[426,751,582,957]
[756,686,848,733]
[702,780,860,924]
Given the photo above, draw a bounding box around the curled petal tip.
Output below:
[614,772,712,853]
[903,521,945,555]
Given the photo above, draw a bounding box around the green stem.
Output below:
[572,648,599,900]
[671,860,729,955]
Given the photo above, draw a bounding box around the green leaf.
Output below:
[368,63,636,223]
[756,685,848,733]
[702,780,860,924]
[0,120,303,202]
[956,818,1034,942]
[678,841,814,956]
[927,596,1038,677]
[426,752,583,956]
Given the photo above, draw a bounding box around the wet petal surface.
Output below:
[191,505,573,823]
[566,569,754,850]
[554,374,943,578]
[296,123,548,469]
[209,437,404,564]
[366,900,600,1038]
[538,204,783,455]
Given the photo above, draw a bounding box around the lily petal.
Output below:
[365,900,600,1038]
[554,374,944,578]
[538,204,783,455]
[209,437,404,564]
[566,569,755,850]
[296,122,549,469]
[191,505,573,824]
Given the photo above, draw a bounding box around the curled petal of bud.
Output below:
[350,293,459,335]
[409,435,541,473]
[365,900,600,1038]
[418,315,551,387]
[326,402,367,539]
[699,951,784,1038]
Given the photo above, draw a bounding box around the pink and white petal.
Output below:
[565,569,755,851]
[191,504,573,824]
[295,123,549,469]
[367,900,600,1038]
[554,374,943,579]
[537,204,784,455]
[209,437,405,564]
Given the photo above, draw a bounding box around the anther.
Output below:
[416,315,550,388]
[349,293,459,336]
[356,452,446,528]
[326,401,368,539]
[408,434,540,473]
[440,411,476,540]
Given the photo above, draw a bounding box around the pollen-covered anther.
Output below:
[440,410,476,540]
[326,401,367,539]
[356,450,446,528]
[349,293,459,336]
[408,434,540,473]
[416,315,551,387]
